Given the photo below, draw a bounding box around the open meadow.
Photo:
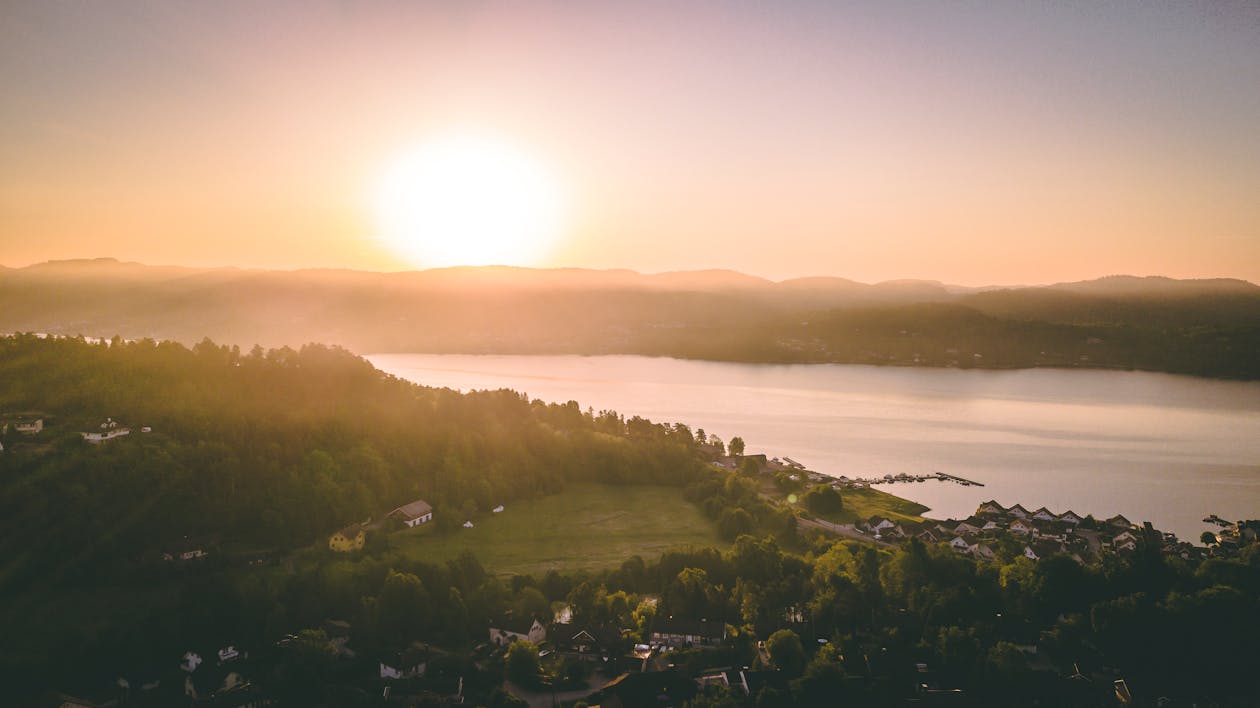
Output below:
[386,483,725,576]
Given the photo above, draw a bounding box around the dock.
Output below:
[933,471,985,487]
[830,471,985,488]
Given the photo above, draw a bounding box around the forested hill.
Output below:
[0,334,706,587]
[3,259,1259,379]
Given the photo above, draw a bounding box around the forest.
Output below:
[4,261,1259,379]
[1,334,1257,706]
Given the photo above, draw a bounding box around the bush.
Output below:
[802,485,843,514]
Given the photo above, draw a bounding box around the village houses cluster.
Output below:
[855,500,1206,564]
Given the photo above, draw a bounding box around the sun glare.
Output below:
[372,135,564,268]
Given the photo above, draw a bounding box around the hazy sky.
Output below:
[3,1,1258,284]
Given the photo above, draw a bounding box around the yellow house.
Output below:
[329,524,366,552]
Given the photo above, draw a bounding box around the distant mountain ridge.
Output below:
[2,259,1258,378]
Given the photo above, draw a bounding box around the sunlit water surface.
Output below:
[368,354,1260,542]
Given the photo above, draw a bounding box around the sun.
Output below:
[372,135,564,268]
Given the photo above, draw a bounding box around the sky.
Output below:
[2,0,1258,285]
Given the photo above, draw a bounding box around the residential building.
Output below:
[389,499,434,527]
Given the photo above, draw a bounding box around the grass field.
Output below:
[788,485,930,526]
[386,483,724,576]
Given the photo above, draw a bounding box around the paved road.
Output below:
[503,676,604,708]
[797,517,898,548]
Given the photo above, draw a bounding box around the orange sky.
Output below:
[2,1,1258,285]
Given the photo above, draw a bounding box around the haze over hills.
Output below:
[2,258,1258,379]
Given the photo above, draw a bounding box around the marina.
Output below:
[822,470,985,489]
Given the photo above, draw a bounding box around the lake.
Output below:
[367,354,1260,543]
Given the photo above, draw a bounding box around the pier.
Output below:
[933,471,985,487]
[832,471,984,488]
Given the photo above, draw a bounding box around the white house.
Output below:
[1032,507,1057,522]
[492,505,505,513]
[649,617,725,649]
[869,517,897,533]
[949,536,974,552]
[14,418,43,435]
[954,521,982,536]
[380,644,427,680]
[81,425,131,443]
[1107,514,1133,529]
[389,499,434,527]
[1010,519,1035,535]
[970,543,996,561]
[489,618,546,646]
[380,659,425,680]
[463,520,474,528]
[1058,510,1083,525]
[1113,530,1137,544]
[1008,504,1031,520]
[977,500,1006,515]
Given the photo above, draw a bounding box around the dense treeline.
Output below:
[4,261,1259,379]
[0,335,706,556]
[0,335,707,654]
[3,334,1258,706]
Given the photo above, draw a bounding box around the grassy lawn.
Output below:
[790,486,929,525]
[385,483,724,576]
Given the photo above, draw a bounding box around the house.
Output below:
[982,520,1002,532]
[328,524,365,553]
[1113,530,1137,545]
[954,521,982,536]
[1024,541,1063,562]
[1008,504,1031,519]
[14,418,43,435]
[380,642,428,680]
[916,529,940,544]
[867,517,897,534]
[492,505,505,513]
[389,499,434,527]
[1010,519,1035,535]
[1106,514,1132,529]
[81,425,131,443]
[1112,532,1138,553]
[977,500,1006,516]
[489,617,546,646]
[462,520,474,528]
[970,543,996,561]
[949,535,975,552]
[1032,519,1068,541]
[1032,507,1057,522]
[559,624,624,657]
[1058,510,1084,525]
[649,616,725,648]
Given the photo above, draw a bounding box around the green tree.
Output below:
[802,485,843,514]
[766,629,806,676]
[728,437,745,456]
[505,640,542,685]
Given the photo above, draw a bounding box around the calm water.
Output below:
[368,354,1260,542]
